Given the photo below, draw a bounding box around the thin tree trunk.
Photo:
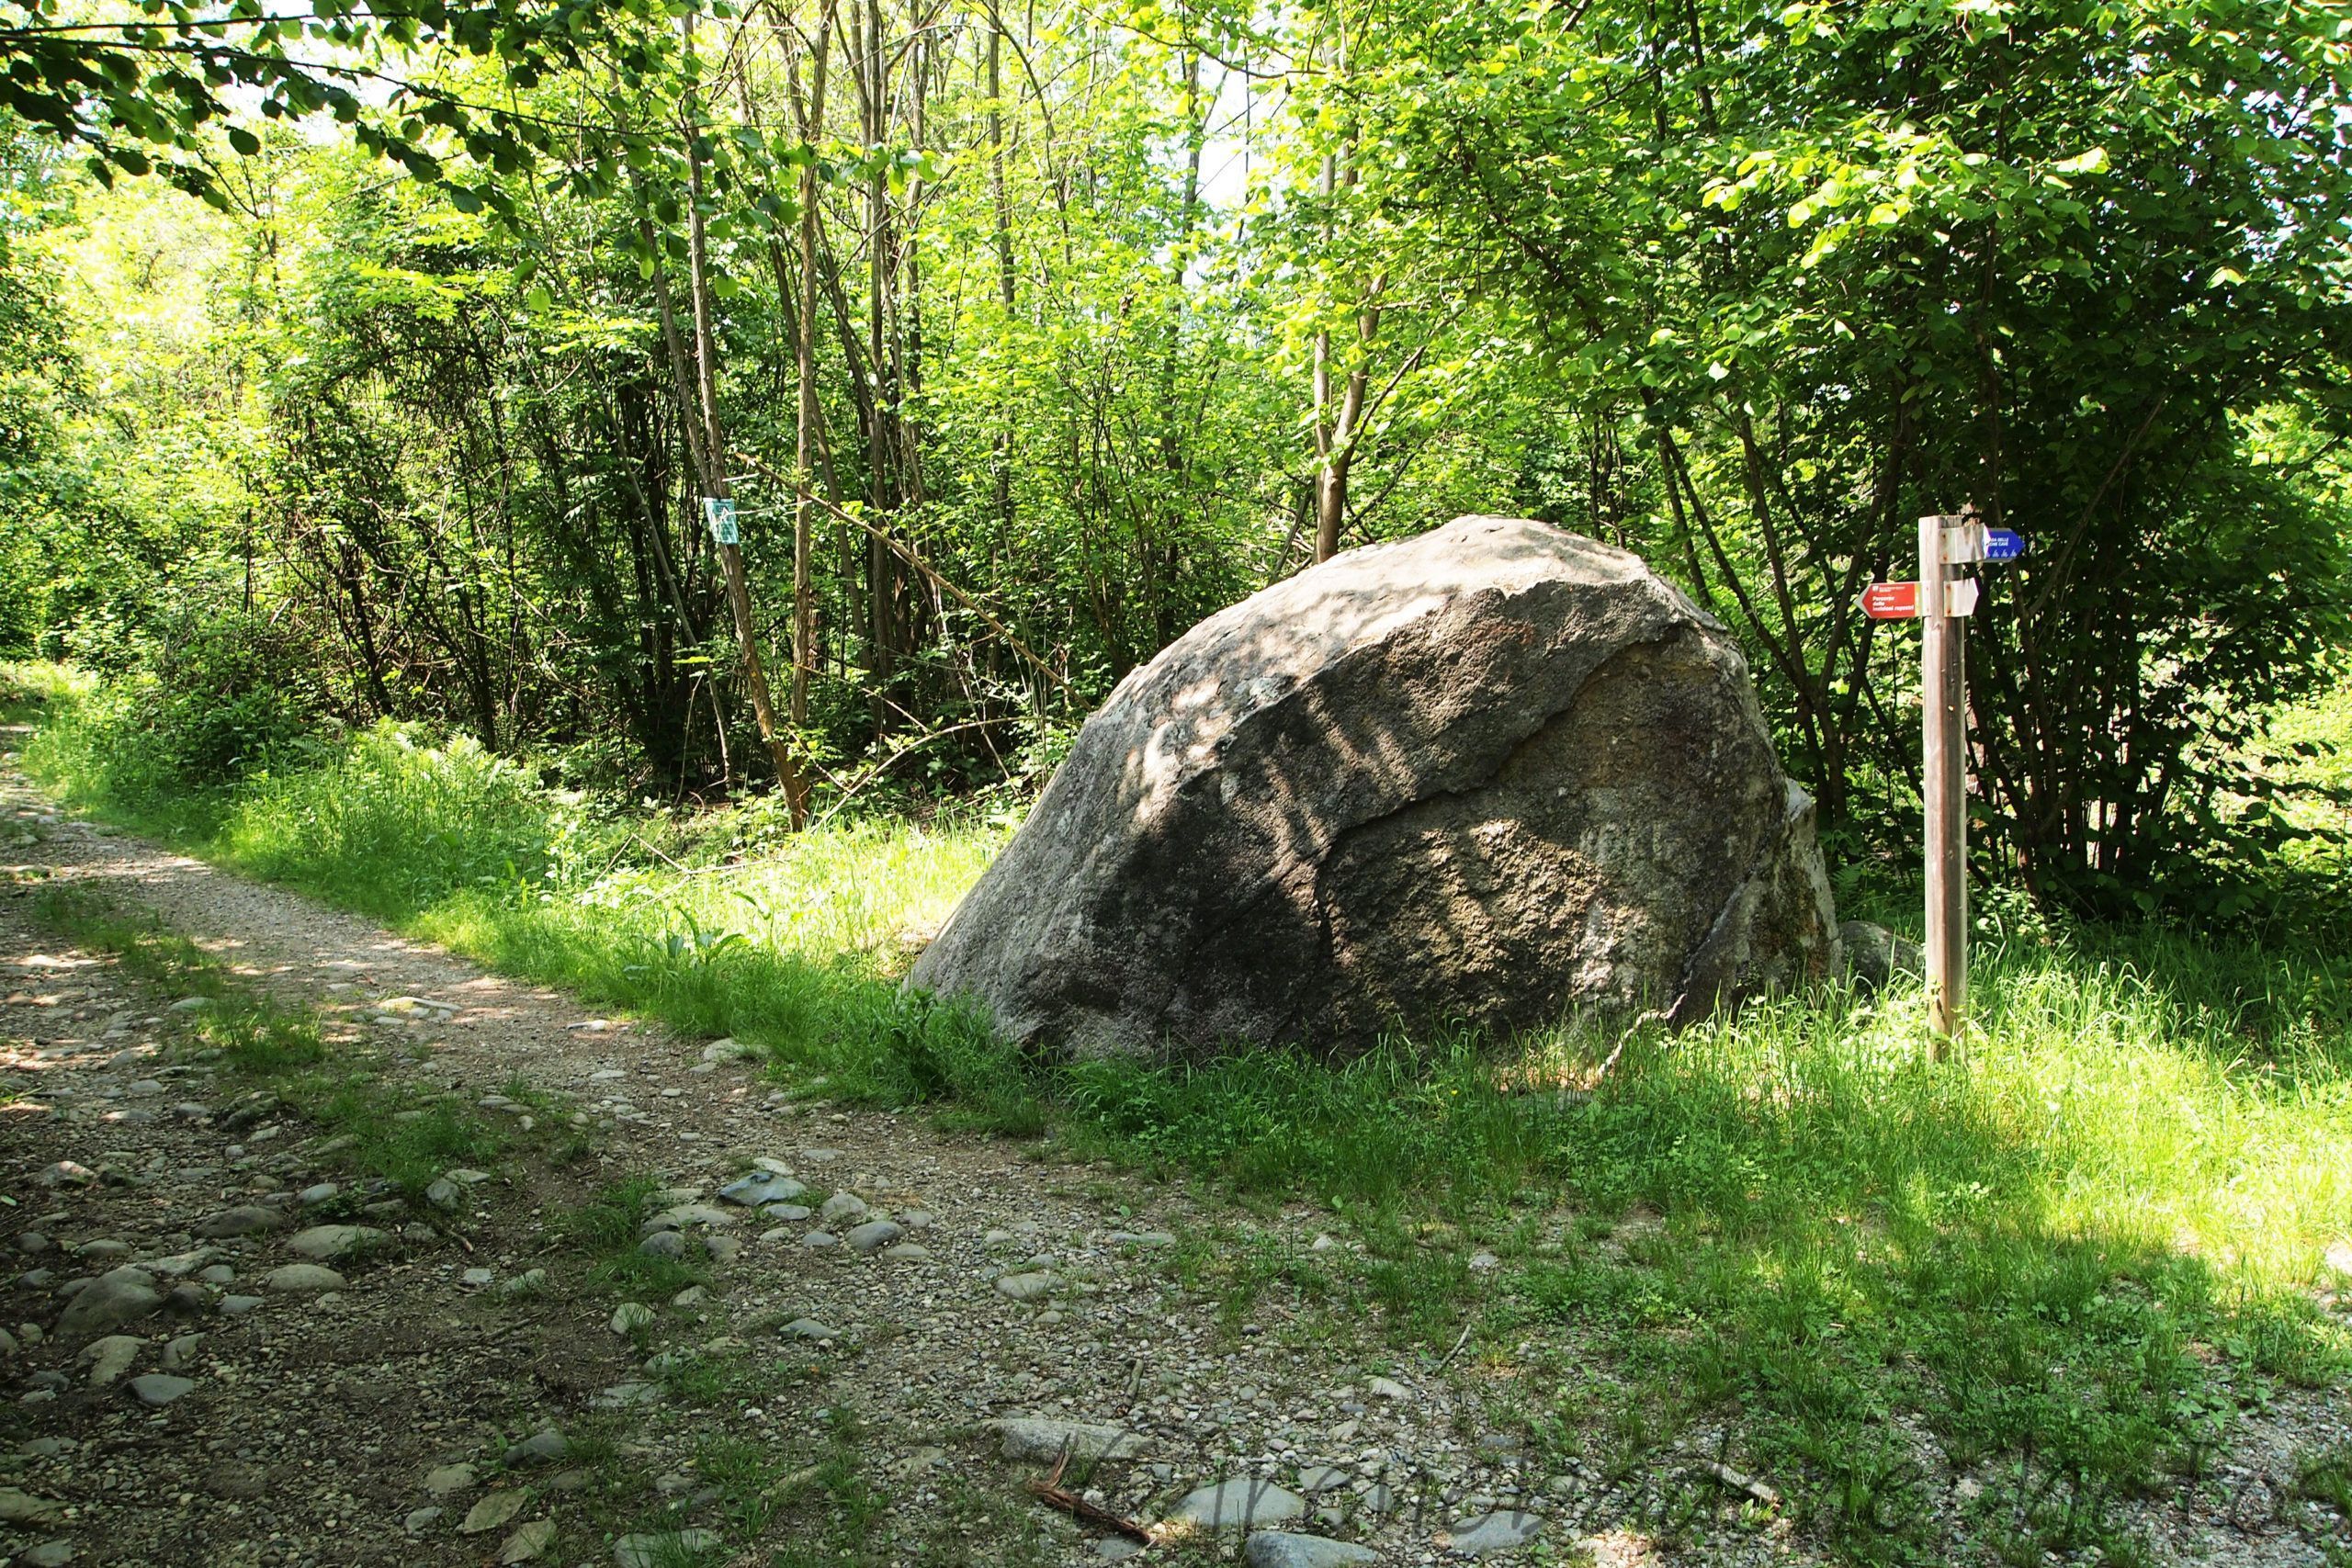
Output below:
[791,1,836,728]
[683,15,808,826]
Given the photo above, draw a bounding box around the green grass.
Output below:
[14,661,2352,1562]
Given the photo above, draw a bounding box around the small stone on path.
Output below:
[782,1317,842,1342]
[1170,1478,1306,1532]
[610,1303,655,1335]
[845,1220,903,1255]
[995,1270,1059,1303]
[424,1463,476,1496]
[498,1520,558,1564]
[1444,1512,1544,1556]
[458,1489,529,1535]
[287,1224,387,1261]
[195,1205,281,1238]
[1245,1532,1381,1568]
[127,1372,195,1406]
[264,1264,345,1293]
[56,1268,161,1344]
[718,1171,804,1206]
[506,1430,570,1467]
[989,1418,1148,1463]
[818,1191,868,1225]
[81,1335,141,1387]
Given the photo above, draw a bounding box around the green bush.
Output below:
[21,614,325,804]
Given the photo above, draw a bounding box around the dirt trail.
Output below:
[0,753,1708,1568]
[0,744,2340,1568]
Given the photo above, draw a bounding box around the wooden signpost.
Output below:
[1864,511,2026,1046]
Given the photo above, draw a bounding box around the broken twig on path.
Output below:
[1027,1450,1152,1543]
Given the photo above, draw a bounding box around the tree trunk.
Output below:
[682,15,808,826]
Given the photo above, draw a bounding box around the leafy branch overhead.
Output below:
[0,0,751,209]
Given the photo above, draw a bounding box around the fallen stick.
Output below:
[1028,1450,1153,1544]
[1677,1447,1781,1508]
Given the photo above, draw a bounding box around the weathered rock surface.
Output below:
[1170,1478,1307,1532]
[54,1267,160,1344]
[987,1417,1149,1463]
[911,515,1838,1056]
[1838,919,1922,992]
[1245,1532,1381,1568]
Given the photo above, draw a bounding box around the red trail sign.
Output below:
[1862,581,1921,619]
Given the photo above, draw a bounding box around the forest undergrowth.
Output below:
[11,660,2352,1562]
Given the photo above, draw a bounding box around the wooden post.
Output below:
[1919,512,1967,1048]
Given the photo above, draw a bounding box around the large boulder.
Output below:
[911,515,1838,1056]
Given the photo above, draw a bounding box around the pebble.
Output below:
[1366,1376,1411,1402]
[1445,1511,1544,1555]
[783,1317,843,1341]
[719,1171,805,1206]
[610,1303,655,1335]
[127,1372,195,1406]
[639,1231,687,1261]
[459,1488,530,1534]
[218,1294,265,1316]
[989,1418,1148,1463]
[1170,1478,1307,1532]
[498,1519,557,1563]
[54,1267,160,1343]
[0,1487,63,1524]
[264,1264,345,1292]
[818,1191,869,1226]
[23,1541,73,1567]
[298,1182,340,1206]
[506,1430,570,1467]
[462,1267,495,1288]
[286,1224,388,1261]
[880,1243,933,1262]
[403,1506,443,1534]
[800,1230,840,1250]
[994,1270,1060,1303]
[1244,1533,1380,1568]
[845,1220,904,1255]
[81,1334,141,1387]
[424,1463,477,1496]
[592,1382,662,1410]
[761,1203,812,1223]
[161,1333,202,1371]
[425,1179,464,1212]
[499,1269,548,1298]
[194,1205,282,1238]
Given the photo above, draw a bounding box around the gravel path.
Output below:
[0,739,2343,1567]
